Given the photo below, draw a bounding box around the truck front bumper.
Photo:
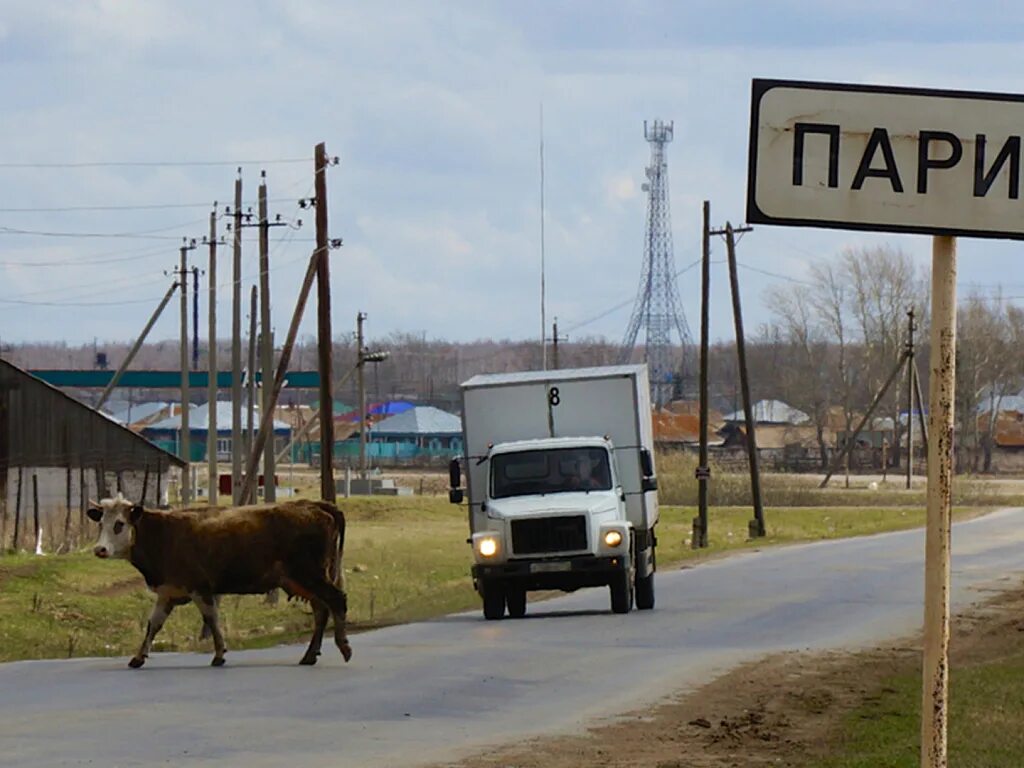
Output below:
[472,555,627,592]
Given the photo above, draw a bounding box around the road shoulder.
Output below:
[436,576,1024,768]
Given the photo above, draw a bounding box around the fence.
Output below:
[1,465,175,555]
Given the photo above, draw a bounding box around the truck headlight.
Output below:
[478,537,499,557]
[603,530,623,548]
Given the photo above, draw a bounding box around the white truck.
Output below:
[448,365,659,620]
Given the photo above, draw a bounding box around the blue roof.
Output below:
[368,400,415,416]
[369,406,462,436]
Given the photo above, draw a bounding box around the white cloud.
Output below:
[1,3,1024,345]
[604,173,638,204]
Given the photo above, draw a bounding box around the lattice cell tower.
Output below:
[619,119,693,407]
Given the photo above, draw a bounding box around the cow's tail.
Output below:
[314,500,347,591]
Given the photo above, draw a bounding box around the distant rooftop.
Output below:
[145,401,290,433]
[723,399,809,425]
[369,406,461,436]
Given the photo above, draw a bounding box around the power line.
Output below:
[10,267,170,300]
[0,242,169,267]
[0,239,311,309]
[737,260,815,286]
[565,257,704,334]
[0,158,311,169]
[0,218,209,240]
[0,293,171,307]
[0,197,298,213]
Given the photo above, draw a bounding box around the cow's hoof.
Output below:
[299,653,319,666]
[128,657,146,669]
[211,657,226,667]
[339,643,353,663]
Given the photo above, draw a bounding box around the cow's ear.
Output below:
[129,505,145,524]
[86,506,103,523]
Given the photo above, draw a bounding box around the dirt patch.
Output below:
[437,582,1024,768]
[87,575,146,598]
[0,561,41,588]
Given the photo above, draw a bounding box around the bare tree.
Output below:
[764,283,832,466]
[958,294,1018,472]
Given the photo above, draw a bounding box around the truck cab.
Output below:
[450,365,658,620]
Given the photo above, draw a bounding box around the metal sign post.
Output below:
[922,235,956,768]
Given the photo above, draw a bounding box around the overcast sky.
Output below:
[2,1,1024,351]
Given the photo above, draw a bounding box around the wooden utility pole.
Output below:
[314,142,335,502]
[32,472,39,552]
[64,462,72,550]
[922,235,957,768]
[273,363,360,466]
[247,286,258,467]
[552,319,558,369]
[906,308,916,490]
[231,172,243,504]
[695,200,712,548]
[550,318,567,370]
[12,467,22,550]
[179,239,197,505]
[258,173,276,502]
[238,252,319,505]
[357,311,367,478]
[95,281,178,411]
[192,265,200,371]
[207,207,218,505]
[713,222,763,538]
[914,362,929,449]
[820,349,910,489]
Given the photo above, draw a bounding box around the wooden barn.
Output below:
[0,358,185,552]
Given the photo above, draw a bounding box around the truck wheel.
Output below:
[609,569,633,614]
[482,582,505,620]
[635,572,655,610]
[506,588,527,618]
[635,546,655,610]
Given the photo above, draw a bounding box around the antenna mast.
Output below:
[619,119,693,407]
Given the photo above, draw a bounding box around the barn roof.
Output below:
[0,358,185,470]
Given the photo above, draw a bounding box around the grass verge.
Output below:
[811,591,1024,768]
[0,495,998,663]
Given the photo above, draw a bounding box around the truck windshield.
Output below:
[491,447,612,498]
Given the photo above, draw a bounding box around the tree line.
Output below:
[4,244,1021,473]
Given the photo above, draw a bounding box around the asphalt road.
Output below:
[3,508,1024,768]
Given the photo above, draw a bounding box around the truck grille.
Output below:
[511,515,587,555]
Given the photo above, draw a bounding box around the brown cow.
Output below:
[87,494,352,669]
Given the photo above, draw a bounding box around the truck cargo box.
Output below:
[460,365,657,533]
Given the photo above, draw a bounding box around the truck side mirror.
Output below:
[448,458,464,504]
[640,448,654,478]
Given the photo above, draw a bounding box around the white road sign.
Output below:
[747,79,1024,239]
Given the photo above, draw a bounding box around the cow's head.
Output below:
[86,493,143,559]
